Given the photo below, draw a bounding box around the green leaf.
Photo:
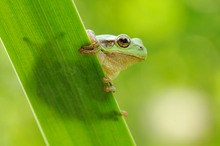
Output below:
[0,0,135,145]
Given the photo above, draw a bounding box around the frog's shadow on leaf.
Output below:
[23,33,122,121]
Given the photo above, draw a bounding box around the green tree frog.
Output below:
[79,30,147,92]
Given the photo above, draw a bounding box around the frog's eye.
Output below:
[116,35,131,48]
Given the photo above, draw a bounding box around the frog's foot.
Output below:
[79,41,99,54]
[79,29,100,55]
[103,76,112,83]
[103,77,116,92]
[104,85,116,93]
[121,110,128,118]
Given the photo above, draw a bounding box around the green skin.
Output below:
[96,34,147,59]
[79,30,147,92]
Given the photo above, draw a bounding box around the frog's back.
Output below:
[96,35,117,49]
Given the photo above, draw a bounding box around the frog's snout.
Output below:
[138,45,147,59]
[139,46,144,50]
[137,44,146,51]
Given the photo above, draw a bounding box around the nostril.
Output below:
[139,46,143,50]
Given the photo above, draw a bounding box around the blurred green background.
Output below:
[1,0,220,145]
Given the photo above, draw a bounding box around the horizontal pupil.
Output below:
[120,38,128,43]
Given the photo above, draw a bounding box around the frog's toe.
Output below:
[121,110,128,118]
[79,46,96,54]
[104,85,116,93]
[79,41,100,55]
[102,76,112,83]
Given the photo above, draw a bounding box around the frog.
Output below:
[79,29,147,93]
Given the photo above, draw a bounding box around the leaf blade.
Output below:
[0,0,136,145]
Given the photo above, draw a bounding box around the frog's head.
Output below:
[113,34,147,60]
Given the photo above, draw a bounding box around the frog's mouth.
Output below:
[117,52,146,61]
[106,52,146,62]
[127,55,145,61]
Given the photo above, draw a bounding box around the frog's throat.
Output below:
[97,51,144,80]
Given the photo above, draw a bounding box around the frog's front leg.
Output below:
[79,30,100,55]
[103,77,116,92]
